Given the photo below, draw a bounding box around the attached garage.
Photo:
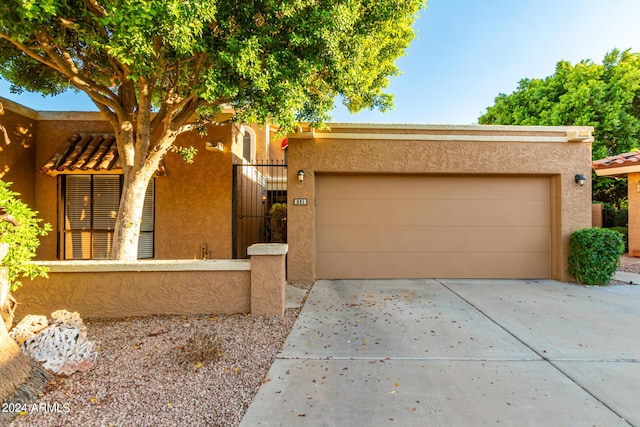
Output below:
[315,174,551,279]
[286,124,594,284]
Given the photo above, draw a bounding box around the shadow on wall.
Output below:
[0,102,35,182]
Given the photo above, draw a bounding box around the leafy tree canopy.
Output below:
[0,0,424,130]
[0,0,424,259]
[479,49,640,207]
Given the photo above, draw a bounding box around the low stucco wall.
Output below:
[13,260,253,320]
[14,245,288,319]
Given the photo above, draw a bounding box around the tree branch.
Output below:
[135,76,152,167]
[30,31,126,118]
[82,0,107,17]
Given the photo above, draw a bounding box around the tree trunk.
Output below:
[0,259,15,330]
[111,168,155,260]
[0,267,30,405]
[0,323,31,405]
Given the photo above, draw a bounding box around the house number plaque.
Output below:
[293,198,308,206]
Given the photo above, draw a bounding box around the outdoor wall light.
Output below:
[297,170,305,183]
[575,174,586,186]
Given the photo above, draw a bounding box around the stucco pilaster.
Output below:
[248,244,288,315]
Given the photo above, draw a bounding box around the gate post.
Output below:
[247,243,288,315]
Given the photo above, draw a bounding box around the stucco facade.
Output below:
[0,97,282,262]
[0,99,38,207]
[2,97,594,290]
[287,124,593,283]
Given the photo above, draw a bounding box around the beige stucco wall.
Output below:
[155,125,234,259]
[592,203,604,228]
[13,260,251,319]
[0,106,236,261]
[1,99,288,262]
[231,124,285,163]
[13,245,287,319]
[287,124,593,283]
[248,244,288,315]
[0,98,38,207]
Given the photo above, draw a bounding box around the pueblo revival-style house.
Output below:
[1,96,594,317]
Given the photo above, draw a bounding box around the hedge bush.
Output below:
[568,228,624,286]
[608,226,628,253]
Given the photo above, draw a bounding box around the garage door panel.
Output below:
[316,175,550,201]
[316,251,551,279]
[315,174,551,279]
[317,199,549,227]
[317,225,549,253]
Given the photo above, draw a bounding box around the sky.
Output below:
[2,0,640,125]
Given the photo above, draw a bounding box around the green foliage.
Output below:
[0,181,51,292]
[169,145,198,164]
[269,203,287,243]
[608,226,628,253]
[0,0,425,132]
[0,0,424,259]
[479,49,640,207]
[568,228,624,286]
[602,205,628,228]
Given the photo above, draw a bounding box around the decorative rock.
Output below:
[20,310,97,376]
[50,309,85,329]
[9,314,49,346]
[148,327,166,336]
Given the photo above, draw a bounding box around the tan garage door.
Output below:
[315,174,551,279]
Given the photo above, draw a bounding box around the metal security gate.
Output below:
[232,161,287,258]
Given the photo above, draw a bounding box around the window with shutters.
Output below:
[61,175,154,259]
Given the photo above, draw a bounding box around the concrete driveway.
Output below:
[241,280,640,426]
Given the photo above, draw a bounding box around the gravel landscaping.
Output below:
[5,257,638,426]
[8,308,301,427]
[618,254,640,275]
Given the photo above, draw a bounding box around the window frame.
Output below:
[59,174,155,260]
[241,125,256,163]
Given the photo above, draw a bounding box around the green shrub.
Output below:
[568,228,624,286]
[602,205,628,227]
[608,226,628,253]
[269,203,287,243]
[0,181,51,291]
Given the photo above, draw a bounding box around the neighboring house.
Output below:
[593,150,640,257]
[0,97,287,262]
[2,97,594,286]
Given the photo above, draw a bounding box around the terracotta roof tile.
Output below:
[592,150,640,171]
[40,133,166,176]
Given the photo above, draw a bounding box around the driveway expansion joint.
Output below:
[436,279,636,427]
